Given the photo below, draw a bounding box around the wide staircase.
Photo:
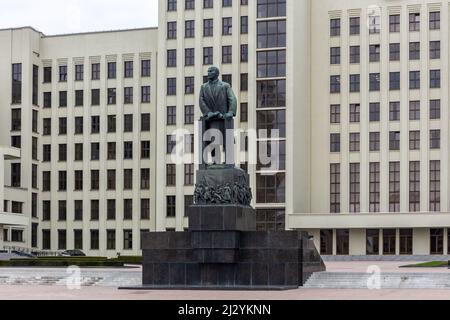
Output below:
[304,272,450,289]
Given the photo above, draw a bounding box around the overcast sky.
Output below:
[0,0,159,35]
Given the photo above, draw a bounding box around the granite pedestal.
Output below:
[141,168,325,290]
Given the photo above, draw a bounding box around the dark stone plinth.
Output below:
[188,205,256,231]
[141,163,325,290]
[142,230,326,289]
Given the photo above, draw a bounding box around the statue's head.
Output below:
[207,66,220,82]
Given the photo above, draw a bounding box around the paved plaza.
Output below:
[0,262,448,300]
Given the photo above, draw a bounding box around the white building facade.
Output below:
[1,0,449,256]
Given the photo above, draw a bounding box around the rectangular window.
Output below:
[389,162,400,212]
[429,12,440,30]
[409,101,420,121]
[366,229,380,255]
[141,60,151,77]
[369,44,380,62]
[124,87,133,104]
[349,74,360,92]
[124,230,133,250]
[330,47,340,64]
[222,17,232,35]
[430,130,441,149]
[107,200,116,220]
[369,73,380,91]
[43,92,52,108]
[124,61,133,78]
[430,160,440,212]
[166,196,176,217]
[370,103,380,122]
[330,75,340,93]
[349,163,360,213]
[349,46,360,64]
[400,229,413,255]
[390,72,400,90]
[389,15,400,32]
[430,229,444,255]
[108,62,116,79]
[430,100,441,120]
[75,90,84,106]
[349,104,360,123]
[107,230,116,250]
[409,71,420,90]
[330,164,340,213]
[12,63,22,104]
[330,134,340,153]
[409,161,420,212]
[166,164,176,186]
[349,133,360,152]
[389,102,400,121]
[409,42,420,60]
[43,67,52,83]
[123,169,132,190]
[90,230,99,250]
[383,229,396,255]
[390,131,400,151]
[369,132,380,152]
[91,63,100,80]
[167,21,177,39]
[185,20,195,37]
[330,105,340,124]
[369,163,380,213]
[141,199,150,220]
[409,13,420,31]
[389,43,400,61]
[349,17,360,35]
[330,18,340,37]
[32,65,38,105]
[409,131,420,151]
[75,64,84,81]
[430,41,440,59]
[184,105,194,124]
[430,70,441,88]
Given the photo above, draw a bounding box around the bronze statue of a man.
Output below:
[199,67,238,166]
[200,67,237,121]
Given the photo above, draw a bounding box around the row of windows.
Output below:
[330,41,441,65]
[330,100,441,124]
[167,0,248,12]
[330,11,441,37]
[166,74,248,95]
[330,161,441,213]
[38,87,151,108]
[330,70,442,93]
[42,141,151,163]
[167,16,248,39]
[40,141,151,165]
[41,168,151,192]
[320,228,449,256]
[41,229,147,251]
[167,45,249,67]
[40,113,151,136]
[42,60,150,83]
[330,130,442,153]
[41,199,151,222]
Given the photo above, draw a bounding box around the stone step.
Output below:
[304,272,450,289]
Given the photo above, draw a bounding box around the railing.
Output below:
[4,245,60,257]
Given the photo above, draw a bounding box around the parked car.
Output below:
[11,250,36,258]
[59,250,86,257]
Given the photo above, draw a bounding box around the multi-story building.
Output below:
[1,0,450,257]
[0,27,158,256]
